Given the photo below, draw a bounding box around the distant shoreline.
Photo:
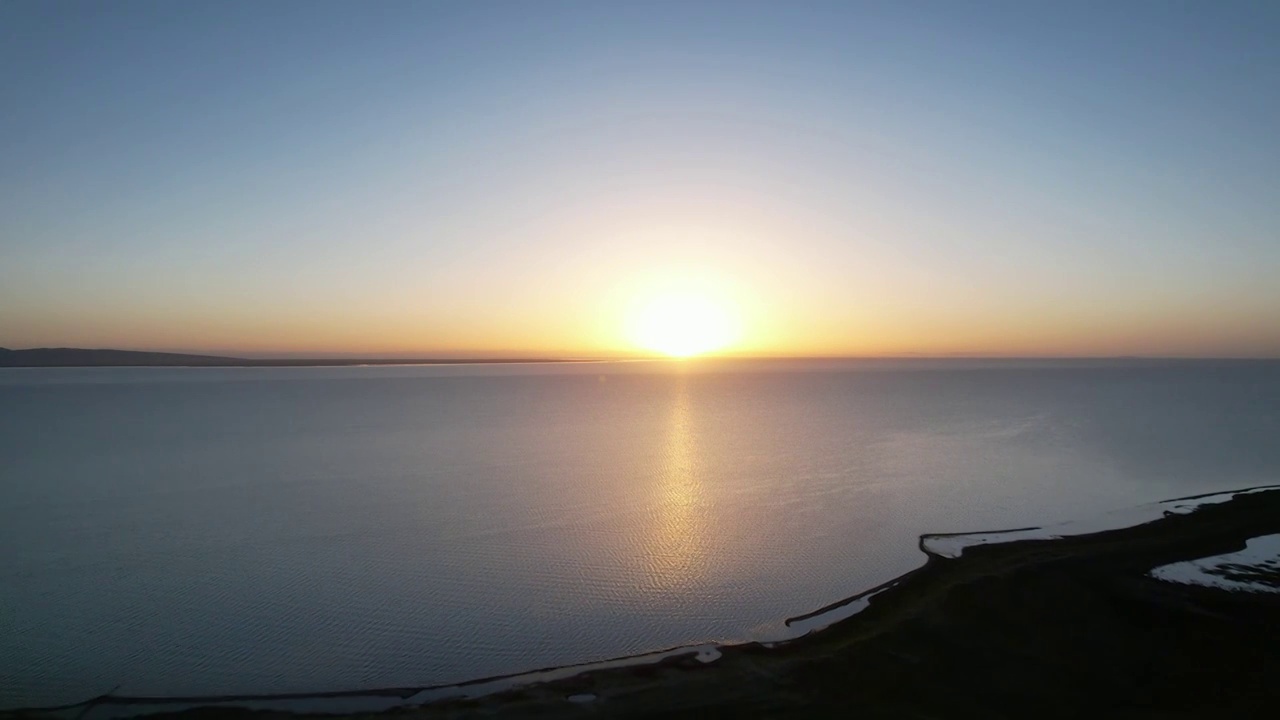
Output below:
[3,359,593,368]
[2,347,1277,368]
[0,348,590,368]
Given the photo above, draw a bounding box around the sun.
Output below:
[628,288,740,358]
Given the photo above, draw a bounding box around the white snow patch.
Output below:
[567,693,597,703]
[1150,534,1280,594]
[695,648,721,663]
[921,486,1279,559]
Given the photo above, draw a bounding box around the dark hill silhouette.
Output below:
[0,347,566,367]
[0,347,242,367]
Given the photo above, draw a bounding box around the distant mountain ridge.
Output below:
[0,347,243,367]
[0,347,567,367]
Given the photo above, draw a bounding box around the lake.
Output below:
[3,359,1278,708]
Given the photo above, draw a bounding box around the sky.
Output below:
[2,0,1278,358]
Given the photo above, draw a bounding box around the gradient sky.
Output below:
[2,0,1278,358]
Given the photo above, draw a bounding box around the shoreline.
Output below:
[12,484,1280,719]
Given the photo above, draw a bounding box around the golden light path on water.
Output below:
[644,374,709,593]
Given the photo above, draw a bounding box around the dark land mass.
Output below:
[4,349,1274,369]
[10,489,1280,720]
[0,348,570,367]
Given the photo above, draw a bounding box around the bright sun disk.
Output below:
[629,290,740,358]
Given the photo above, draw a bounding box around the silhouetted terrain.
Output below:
[0,347,243,367]
[0,348,566,367]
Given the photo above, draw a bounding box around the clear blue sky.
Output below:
[2,0,1278,357]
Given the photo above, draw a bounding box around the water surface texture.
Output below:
[3,360,1278,707]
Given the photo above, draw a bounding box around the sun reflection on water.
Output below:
[644,376,709,593]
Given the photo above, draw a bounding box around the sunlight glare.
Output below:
[629,288,740,358]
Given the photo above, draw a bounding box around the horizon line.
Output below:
[3,346,1279,363]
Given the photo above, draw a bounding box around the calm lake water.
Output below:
[2,359,1278,707]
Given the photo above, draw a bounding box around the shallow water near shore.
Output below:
[3,359,1279,708]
